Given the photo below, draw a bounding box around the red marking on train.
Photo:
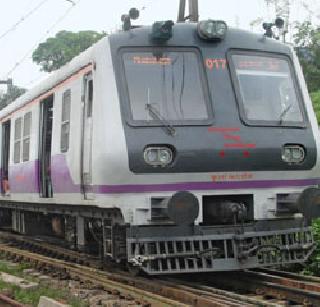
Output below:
[224,143,256,149]
[223,133,241,142]
[219,150,225,158]
[238,60,263,69]
[205,58,227,70]
[133,56,171,65]
[208,127,256,151]
[208,127,240,133]
[237,59,280,72]
[243,150,250,157]
[15,175,25,181]
[211,172,253,182]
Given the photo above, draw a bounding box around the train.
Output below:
[0,9,319,275]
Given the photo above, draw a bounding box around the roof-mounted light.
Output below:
[150,20,174,41]
[197,20,227,41]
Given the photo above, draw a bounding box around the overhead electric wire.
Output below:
[0,0,50,42]
[3,0,79,79]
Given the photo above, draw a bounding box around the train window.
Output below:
[87,79,93,117]
[230,52,304,126]
[61,89,71,152]
[122,49,211,125]
[22,112,32,162]
[14,117,22,163]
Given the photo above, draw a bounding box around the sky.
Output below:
[0,0,319,90]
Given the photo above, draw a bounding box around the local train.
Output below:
[0,16,319,275]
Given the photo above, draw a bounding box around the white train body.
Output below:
[0,23,319,274]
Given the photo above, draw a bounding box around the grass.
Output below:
[0,259,88,307]
[0,261,30,277]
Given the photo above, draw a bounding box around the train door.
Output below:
[1,120,10,195]
[39,95,53,198]
[81,73,94,199]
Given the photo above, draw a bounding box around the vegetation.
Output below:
[311,91,320,123]
[303,219,320,276]
[0,260,87,307]
[0,84,26,110]
[32,30,106,72]
[294,21,320,93]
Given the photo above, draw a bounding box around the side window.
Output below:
[22,112,32,162]
[87,79,93,117]
[14,118,22,163]
[61,89,71,152]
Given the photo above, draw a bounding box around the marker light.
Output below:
[144,147,173,167]
[151,20,174,41]
[281,145,305,164]
[198,20,227,41]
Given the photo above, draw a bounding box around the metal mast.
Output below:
[0,79,12,94]
[274,0,290,42]
[177,0,199,23]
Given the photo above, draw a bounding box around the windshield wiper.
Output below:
[279,103,292,125]
[145,103,176,136]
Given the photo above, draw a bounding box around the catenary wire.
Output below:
[0,0,51,42]
[3,0,79,79]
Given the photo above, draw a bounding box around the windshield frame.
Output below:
[228,50,307,128]
[119,47,213,127]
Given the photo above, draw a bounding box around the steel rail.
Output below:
[2,231,320,306]
[0,242,260,307]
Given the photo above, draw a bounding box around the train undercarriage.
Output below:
[0,195,316,275]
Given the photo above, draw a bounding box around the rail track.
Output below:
[0,231,320,306]
[183,268,320,306]
[0,294,24,307]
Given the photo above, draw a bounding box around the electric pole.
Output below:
[274,0,290,42]
[0,79,13,94]
[177,0,199,23]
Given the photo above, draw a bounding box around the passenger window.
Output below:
[14,118,22,163]
[61,89,71,152]
[87,80,93,117]
[22,112,32,162]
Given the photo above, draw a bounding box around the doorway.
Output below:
[39,96,53,198]
[81,74,94,199]
[1,120,10,195]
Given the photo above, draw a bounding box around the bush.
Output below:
[302,219,320,275]
[311,91,320,123]
[303,92,320,275]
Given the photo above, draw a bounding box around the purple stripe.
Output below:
[6,155,320,194]
[95,178,320,194]
[51,155,80,193]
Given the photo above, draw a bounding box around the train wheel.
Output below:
[127,263,142,276]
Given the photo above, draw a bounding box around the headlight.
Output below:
[281,145,305,164]
[144,147,173,167]
[198,20,227,40]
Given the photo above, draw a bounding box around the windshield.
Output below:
[232,54,303,125]
[122,49,210,123]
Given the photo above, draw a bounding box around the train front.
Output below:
[109,20,320,274]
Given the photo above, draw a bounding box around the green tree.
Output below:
[294,21,320,92]
[32,30,106,72]
[0,84,26,110]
